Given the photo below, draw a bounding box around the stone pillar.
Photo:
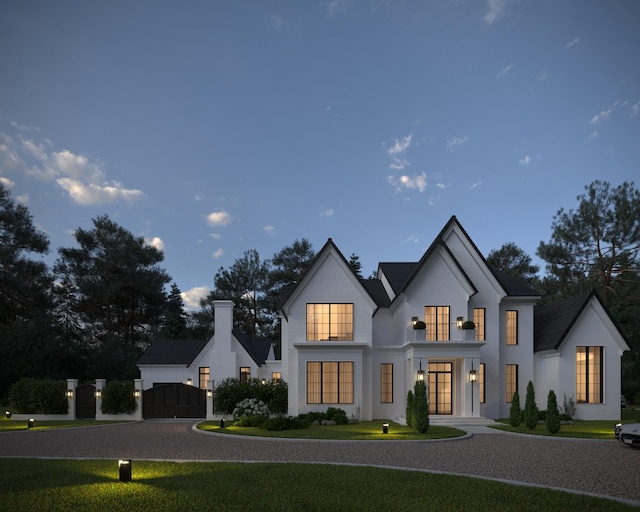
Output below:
[206,379,215,420]
[66,378,78,420]
[95,379,106,418]
[133,379,143,421]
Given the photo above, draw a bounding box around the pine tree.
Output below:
[545,390,561,434]
[509,390,522,427]
[524,381,538,430]
[406,390,414,428]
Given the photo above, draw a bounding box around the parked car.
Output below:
[621,395,627,408]
[614,423,640,448]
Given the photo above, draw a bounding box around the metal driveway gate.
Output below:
[143,383,206,419]
[76,384,97,419]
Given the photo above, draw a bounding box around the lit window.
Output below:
[506,364,518,402]
[307,304,353,341]
[271,372,282,381]
[380,363,393,403]
[424,306,450,341]
[306,361,354,404]
[199,367,210,390]
[239,367,251,383]
[479,363,485,404]
[576,346,603,403]
[506,310,518,345]
[473,308,486,341]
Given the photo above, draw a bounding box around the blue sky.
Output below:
[1,0,639,309]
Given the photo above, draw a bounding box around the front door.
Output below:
[428,362,452,415]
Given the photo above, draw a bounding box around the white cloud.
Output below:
[146,236,164,251]
[446,136,468,152]
[0,176,15,188]
[435,182,447,190]
[565,37,580,48]
[470,182,482,189]
[56,178,145,205]
[212,248,224,259]
[209,233,222,240]
[519,155,531,166]
[497,63,513,78]
[590,109,612,124]
[320,207,334,217]
[631,101,640,117]
[207,210,232,227]
[181,286,210,310]
[388,172,427,193]
[263,225,275,234]
[16,194,30,205]
[386,134,412,170]
[327,0,348,17]
[266,13,300,32]
[484,0,506,24]
[585,131,598,143]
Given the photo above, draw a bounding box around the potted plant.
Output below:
[461,320,475,340]
[413,320,426,330]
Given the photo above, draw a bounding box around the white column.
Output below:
[66,378,78,420]
[95,379,106,419]
[206,379,215,420]
[133,379,143,421]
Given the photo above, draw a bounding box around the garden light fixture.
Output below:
[5,411,11,419]
[27,419,35,428]
[118,459,132,482]
[382,423,389,434]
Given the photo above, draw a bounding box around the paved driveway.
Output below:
[1,420,638,506]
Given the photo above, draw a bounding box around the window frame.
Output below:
[473,308,486,341]
[306,303,354,341]
[506,364,518,403]
[576,346,603,404]
[239,367,251,383]
[380,363,393,403]
[199,367,210,390]
[306,361,354,404]
[424,305,450,341]
[506,310,518,345]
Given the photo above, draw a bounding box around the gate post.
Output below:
[95,379,106,418]
[133,379,143,421]
[66,379,78,420]
[206,379,215,420]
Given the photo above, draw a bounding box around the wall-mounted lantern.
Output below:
[186,378,193,386]
[469,369,478,382]
[417,359,425,382]
[411,316,419,327]
[118,459,132,482]
[66,389,74,398]
[207,389,213,398]
[133,389,141,399]
[95,389,102,398]
[5,411,11,419]
[456,316,464,329]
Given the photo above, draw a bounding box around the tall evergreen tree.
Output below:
[348,253,362,278]
[413,380,429,433]
[159,283,187,338]
[487,242,540,285]
[545,390,561,434]
[524,381,538,430]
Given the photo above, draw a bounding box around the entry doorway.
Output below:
[428,362,452,415]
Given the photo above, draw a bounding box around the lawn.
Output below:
[198,419,465,440]
[0,419,131,432]
[0,458,635,512]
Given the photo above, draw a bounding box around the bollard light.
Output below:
[5,411,11,419]
[220,418,225,428]
[382,422,389,434]
[27,418,35,428]
[118,459,132,482]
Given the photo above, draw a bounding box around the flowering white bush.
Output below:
[233,397,269,419]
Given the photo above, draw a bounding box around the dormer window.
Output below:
[307,303,353,341]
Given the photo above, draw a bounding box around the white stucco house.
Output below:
[138,216,629,421]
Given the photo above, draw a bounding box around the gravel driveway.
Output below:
[1,420,638,506]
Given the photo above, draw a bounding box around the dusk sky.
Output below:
[1,1,639,309]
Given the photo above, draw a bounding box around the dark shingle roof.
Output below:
[534,290,594,352]
[489,266,542,297]
[232,329,273,365]
[137,339,208,366]
[360,278,391,308]
[378,262,416,295]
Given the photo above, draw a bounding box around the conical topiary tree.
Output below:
[413,380,429,433]
[546,389,561,434]
[509,390,522,427]
[524,381,538,430]
[406,390,414,428]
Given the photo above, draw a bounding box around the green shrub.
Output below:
[235,415,268,427]
[215,378,288,415]
[9,379,68,414]
[509,391,522,426]
[263,415,308,431]
[413,380,429,433]
[102,380,137,414]
[562,394,576,419]
[406,390,414,428]
[325,407,348,424]
[545,390,561,434]
[523,381,538,430]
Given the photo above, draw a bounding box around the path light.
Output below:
[27,419,35,428]
[220,418,225,428]
[469,367,477,415]
[118,459,132,482]
[5,411,11,419]
[382,423,389,434]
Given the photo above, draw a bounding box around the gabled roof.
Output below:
[490,266,542,297]
[233,329,272,365]
[534,289,628,352]
[137,339,208,366]
[378,262,416,295]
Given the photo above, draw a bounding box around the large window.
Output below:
[239,367,251,382]
[576,346,603,403]
[506,364,518,402]
[199,367,210,390]
[506,310,518,345]
[425,306,450,341]
[479,363,485,404]
[473,308,485,341]
[380,363,393,403]
[307,304,353,341]
[307,361,354,404]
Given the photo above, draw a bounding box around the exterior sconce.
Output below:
[207,389,213,398]
[95,389,102,398]
[411,316,418,327]
[186,378,193,386]
[5,411,11,419]
[133,389,141,398]
[261,378,267,385]
[417,359,425,382]
[118,459,132,482]
[469,369,478,383]
[382,422,389,434]
[66,389,74,398]
[28,418,35,428]
[456,317,464,329]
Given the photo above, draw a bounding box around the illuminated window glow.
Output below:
[506,310,518,345]
[239,367,250,382]
[479,363,485,403]
[425,306,450,341]
[306,361,354,404]
[506,364,518,402]
[307,304,353,341]
[199,367,210,390]
[380,363,393,403]
[473,308,486,341]
[576,346,603,403]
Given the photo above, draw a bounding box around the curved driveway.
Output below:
[1,420,639,506]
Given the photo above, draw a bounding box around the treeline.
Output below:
[1,180,638,401]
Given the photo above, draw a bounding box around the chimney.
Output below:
[213,300,234,352]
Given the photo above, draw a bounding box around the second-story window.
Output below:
[506,310,518,345]
[425,306,450,341]
[473,308,485,341]
[307,304,353,341]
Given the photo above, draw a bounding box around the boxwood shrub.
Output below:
[9,379,68,414]
[101,380,137,415]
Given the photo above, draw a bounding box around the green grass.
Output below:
[0,419,131,432]
[198,419,465,440]
[0,458,634,512]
